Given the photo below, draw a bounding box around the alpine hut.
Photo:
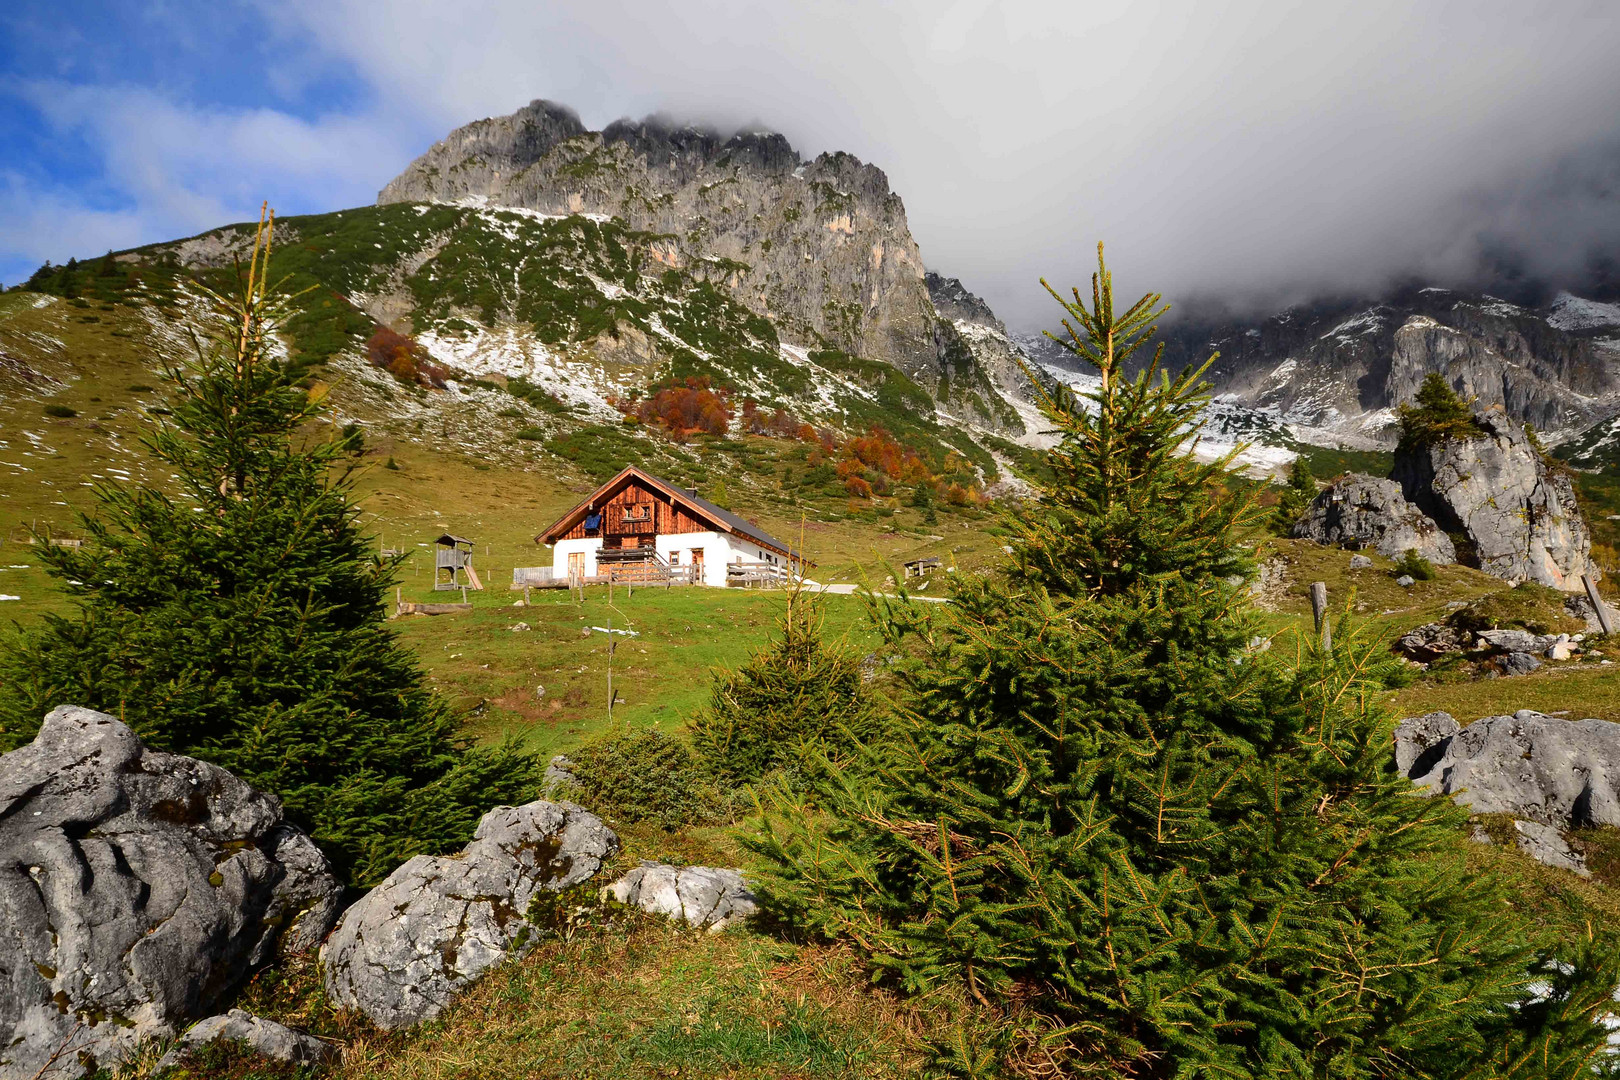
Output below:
[535,466,806,586]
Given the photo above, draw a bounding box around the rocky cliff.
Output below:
[1156,287,1620,446]
[1392,408,1594,589]
[380,100,1011,422]
[925,272,1043,413]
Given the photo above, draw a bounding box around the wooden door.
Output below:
[567,551,584,581]
[691,548,704,584]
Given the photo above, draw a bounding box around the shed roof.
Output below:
[535,466,806,562]
[436,534,474,547]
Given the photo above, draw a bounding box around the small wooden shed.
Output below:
[434,534,484,591]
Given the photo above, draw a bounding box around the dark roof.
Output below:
[436,533,473,546]
[535,466,804,561]
[675,485,795,555]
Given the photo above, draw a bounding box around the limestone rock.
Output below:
[1547,634,1575,661]
[542,754,577,794]
[1393,623,1473,663]
[1393,408,1594,589]
[1398,709,1620,827]
[1349,553,1374,569]
[1477,628,1555,654]
[1501,651,1543,676]
[322,800,617,1030]
[0,706,341,1080]
[1292,474,1455,564]
[155,1010,333,1072]
[1397,574,1416,587]
[1512,821,1589,877]
[1393,711,1461,775]
[604,861,758,931]
[377,100,1021,424]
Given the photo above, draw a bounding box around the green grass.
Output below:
[1295,444,1395,480]
[389,582,882,760]
[211,927,936,1080]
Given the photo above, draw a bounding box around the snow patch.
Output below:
[1547,292,1620,332]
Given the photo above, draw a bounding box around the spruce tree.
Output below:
[1270,454,1317,535]
[1397,372,1481,450]
[748,245,1619,1078]
[690,581,879,784]
[0,212,537,885]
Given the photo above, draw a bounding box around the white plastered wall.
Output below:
[551,537,603,579]
[548,532,787,587]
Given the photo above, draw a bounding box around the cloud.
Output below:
[0,80,410,284]
[8,1,1620,326]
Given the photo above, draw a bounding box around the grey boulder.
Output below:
[322,800,617,1030]
[1394,408,1594,590]
[1512,821,1588,877]
[1396,709,1620,828]
[604,861,758,931]
[1349,553,1374,569]
[155,1010,333,1071]
[542,754,578,794]
[1293,474,1456,564]
[0,706,341,1080]
[1501,651,1543,677]
[1476,628,1554,654]
[1396,574,1416,587]
[1393,622,1473,663]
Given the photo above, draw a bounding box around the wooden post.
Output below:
[1310,581,1331,651]
[1584,574,1614,636]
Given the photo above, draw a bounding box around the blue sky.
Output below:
[4,2,1620,322]
[0,2,408,287]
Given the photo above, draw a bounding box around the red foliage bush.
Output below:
[633,377,733,439]
[365,327,446,388]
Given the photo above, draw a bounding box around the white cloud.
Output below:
[8,1,1620,321]
[0,81,412,282]
[260,0,1620,324]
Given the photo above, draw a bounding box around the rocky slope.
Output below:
[1156,287,1620,449]
[379,100,1021,430]
[9,201,1023,493]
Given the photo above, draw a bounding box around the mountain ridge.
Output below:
[378,99,1028,432]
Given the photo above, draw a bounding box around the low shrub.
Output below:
[515,427,544,441]
[1391,548,1436,581]
[564,725,721,831]
[43,404,77,418]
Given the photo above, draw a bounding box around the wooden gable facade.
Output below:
[536,466,798,561]
[549,476,714,549]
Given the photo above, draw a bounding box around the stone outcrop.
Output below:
[1393,622,1475,664]
[1395,710,1620,828]
[1512,820,1589,877]
[379,100,1017,418]
[603,862,758,931]
[1156,287,1615,444]
[1393,409,1594,589]
[154,1010,334,1072]
[322,800,617,1030]
[1293,474,1456,563]
[926,272,1043,417]
[0,706,341,1080]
